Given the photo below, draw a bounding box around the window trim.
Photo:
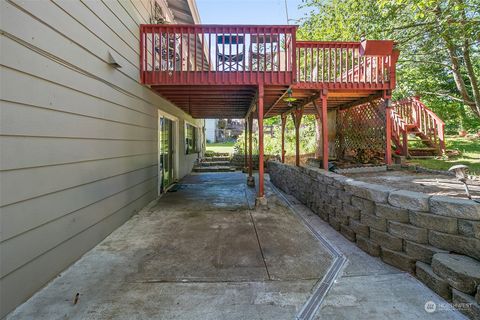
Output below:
[185,122,200,154]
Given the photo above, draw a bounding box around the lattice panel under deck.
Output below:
[336,99,386,164]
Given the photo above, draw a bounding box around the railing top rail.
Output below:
[393,97,445,126]
[141,24,298,30]
[296,41,361,47]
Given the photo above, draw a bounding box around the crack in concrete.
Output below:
[248,211,272,281]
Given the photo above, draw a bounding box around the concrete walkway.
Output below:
[7,172,466,319]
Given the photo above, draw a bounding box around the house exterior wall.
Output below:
[0,0,204,317]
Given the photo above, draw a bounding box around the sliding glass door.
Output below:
[159,117,174,193]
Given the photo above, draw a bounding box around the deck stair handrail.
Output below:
[390,107,409,155]
[391,96,445,157]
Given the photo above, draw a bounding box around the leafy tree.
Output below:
[298,0,480,131]
[234,115,317,155]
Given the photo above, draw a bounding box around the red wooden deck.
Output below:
[140,24,399,119]
[140,24,400,199]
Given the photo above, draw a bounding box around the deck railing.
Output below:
[391,97,445,155]
[140,24,297,85]
[140,24,397,89]
[295,41,395,89]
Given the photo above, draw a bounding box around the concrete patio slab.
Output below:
[6,172,331,320]
[7,172,468,319]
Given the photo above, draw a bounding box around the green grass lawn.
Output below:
[408,135,480,175]
[206,142,235,154]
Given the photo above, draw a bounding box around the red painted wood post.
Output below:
[439,122,446,155]
[402,130,408,157]
[312,100,322,162]
[292,108,303,167]
[258,84,265,198]
[281,114,286,163]
[244,120,248,169]
[248,114,253,179]
[321,92,329,170]
[385,98,393,165]
[140,25,144,83]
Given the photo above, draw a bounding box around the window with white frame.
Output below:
[185,123,199,154]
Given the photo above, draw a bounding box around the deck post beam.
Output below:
[321,90,329,170]
[384,92,393,165]
[291,107,304,167]
[312,90,329,170]
[244,120,248,170]
[281,114,287,163]
[247,113,255,187]
[314,113,321,160]
[257,84,266,204]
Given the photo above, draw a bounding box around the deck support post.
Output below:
[402,130,408,157]
[314,113,321,160]
[257,84,266,203]
[321,91,329,170]
[281,114,286,163]
[313,91,329,170]
[247,114,254,187]
[291,108,304,167]
[244,120,248,170]
[385,97,393,165]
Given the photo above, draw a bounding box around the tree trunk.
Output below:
[443,38,479,118]
[462,40,480,118]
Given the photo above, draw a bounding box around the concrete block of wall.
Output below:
[430,196,480,220]
[416,261,452,301]
[409,211,458,234]
[388,190,430,212]
[370,229,403,251]
[388,221,428,244]
[381,248,416,273]
[375,203,409,223]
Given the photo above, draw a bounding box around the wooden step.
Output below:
[193,166,236,173]
[407,137,432,142]
[409,155,438,159]
[409,147,437,151]
[197,161,231,167]
[201,156,231,162]
[405,124,418,131]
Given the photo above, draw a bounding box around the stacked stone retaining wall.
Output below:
[268,161,480,319]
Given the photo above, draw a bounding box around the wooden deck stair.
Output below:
[391,97,445,158]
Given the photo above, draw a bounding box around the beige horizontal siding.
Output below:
[1,67,156,128]
[0,136,156,171]
[0,0,204,317]
[0,177,156,277]
[0,166,157,242]
[0,152,156,207]
[0,188,156,318]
